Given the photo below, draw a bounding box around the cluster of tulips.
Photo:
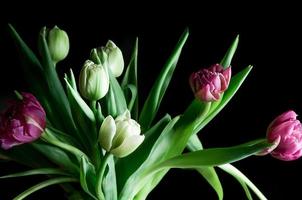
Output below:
[0,25,301,200]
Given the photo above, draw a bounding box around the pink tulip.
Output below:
[189,64,231,102]
[0,92,46,150]
[267,110,302,161]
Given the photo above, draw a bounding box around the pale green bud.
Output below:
[47,26,69,64]
[99,40,124,77]
[79,60,109,100]
[99,110,144,157]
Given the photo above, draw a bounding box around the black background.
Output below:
[1,2,302,200]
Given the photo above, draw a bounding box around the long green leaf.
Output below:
[125,84,137,112]
[0,168,69,179]
[64,75,97,153]
[187,134,223,200]
[65,78,95,122]
[13,177,78,200]
[80,156,98,200]
[7,25,54,126]
[105,69,128,117]
[139,28,189,130]
[147,139,270,172]
[103,156,118,200]
[218,164,267,200]
[122,38,139,119]
[32,143,79,174]
[42,129,89,162]
[0,144,53,168]
[139,140,270,199]
[220,35,239,68]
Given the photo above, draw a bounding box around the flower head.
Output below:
[189,64,231,102]
[0,92,46,150]
[266,110,302,161]
[99,110,144,157]
[79,60,109,100]
[98,40,124,77]
[46,26,69,64]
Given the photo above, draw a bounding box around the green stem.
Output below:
[218,164,267,200]
[96,153,112,200]
[90,100,97,114]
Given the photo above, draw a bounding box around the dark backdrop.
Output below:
[1,3,302,200]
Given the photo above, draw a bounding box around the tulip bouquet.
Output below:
[0,24,301,200]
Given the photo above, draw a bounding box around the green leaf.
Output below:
[187,134,203,150]
[13,177,77,200]
[0,168,69,179]
[103,156,118,200]
[47,125,81,148]
[136,140,270,200]
[64,75,96,152]
[42,129,89,163]
[124,84,137,112]
[80,156,98,200]
[105,69,128,117]
[196,167,223,200]
[0,144,53,168]
[122,38,139,119]
[187,134,223,200]
[139,28,189,130]
[7,24,52,125]
[220,35,239,68]
[150,139,270,171]
[65,78,95,122]
[32,143,79,174]
[8,24,43,71]
[69,68,78,90]
[123,139,270,200]
[219,164,267,200]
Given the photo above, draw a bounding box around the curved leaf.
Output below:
[122,38,139,119]
[187,134,223,200]
[139,28,189,130]
[220,35,239,68]
[0,168,69,179]
[219,164,267,200]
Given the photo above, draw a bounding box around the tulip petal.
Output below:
[99,116,116,151]
[111,135,145,158]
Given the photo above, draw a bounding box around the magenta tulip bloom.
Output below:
[189,64,231,102]
[267,110,302,161]
[0,92,46,150]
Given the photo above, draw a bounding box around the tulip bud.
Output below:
[79,60,109,100]
[47,26,70,64]
[0,92,46,149]
[189,64,231,102]
[99,110,144,157]
[98,40,124,77]
[266,110,302,161]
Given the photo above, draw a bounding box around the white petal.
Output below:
[110,135,145,158]
[115,110,131,123]
[99,116,116,151]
